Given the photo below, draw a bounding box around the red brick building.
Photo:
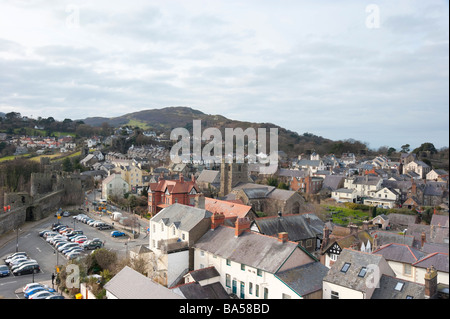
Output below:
[290,175,323,194]
[148,174,202,216]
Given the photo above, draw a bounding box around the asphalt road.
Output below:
[0,211,149,299]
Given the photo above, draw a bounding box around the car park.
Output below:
[0,265,10,277]
[111,230,126,237]
[13,263,40,276]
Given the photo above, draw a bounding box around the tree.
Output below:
[401,144,410,153]
[387,147,396,156]
[62,157,73,172]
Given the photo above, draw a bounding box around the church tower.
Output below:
[219,159,249,197]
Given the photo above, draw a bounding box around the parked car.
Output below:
[7,255,29,265]
[58,243,79,252]
[25,286,54,299]
[5,252,27,265]
[5,252,27,264]
[46,294,64,299]
[30,290,55,299]
[11,261,38,272]
[62,246,83,255]
[23,282,45,293]
[62,211,71,217]
[82,239,103,250]
[10,258,36,268]
[0,265,10,277]
[71,235,87,242]
[97,224,113,230]
[38,230,52,237]
[13,263,40,276]
[66,251,82,260]
[111,230,126,237]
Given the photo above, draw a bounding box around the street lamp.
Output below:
[15,227,21,252]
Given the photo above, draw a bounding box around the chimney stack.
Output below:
[424,266,438,299]
[321,225,330,251]
[179,173,184,182]
[211,212,225,230]
[421,231,426,248]
[278,232,289,243]
[235,217,251,237]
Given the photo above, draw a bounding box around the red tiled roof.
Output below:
[205,197,252,219]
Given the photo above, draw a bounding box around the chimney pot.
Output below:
[278,232,289,243]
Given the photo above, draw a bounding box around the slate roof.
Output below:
[413,252,449,273]
[188,266,220,282]
[151,203,212,232]
[275,262,329,297]
[197,170,220,184]
[323,249,394,292]
[372,231,415,247]
[371,275,425,299]
[172,282,230,299]
[104,266,184,299]
[322,175,346,191]
[193,226,308,274]
[253,213,324,241]
[372,243,426,264]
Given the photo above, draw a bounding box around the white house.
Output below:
[322,248,395,299]
[344,175,382,198]
[363,187,400,209]
[331,188,358,203]
[192,215,324,299]
[148,204,212,288]
[101,174,129,200]
[403,160,431,179]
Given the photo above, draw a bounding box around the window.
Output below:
[263,288,269,299]
[306,239,312,248]
[330,254,338,261]
[358,267,367,277]
[403,264,412,276]
[226,259,231,266]
[257,269,262,277]
[256,284,260,297]
[341,262,351,273]
[226,274,231,288]
[241,264,245,271]
[394,282,404,291]
[249,282,253,295]
[282,293,291,299]
[331,290,339,299]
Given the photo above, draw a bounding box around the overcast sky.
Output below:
[0,0,448,150]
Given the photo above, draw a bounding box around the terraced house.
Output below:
[192,214,328,299]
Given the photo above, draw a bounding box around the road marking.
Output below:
[36,247,41,252]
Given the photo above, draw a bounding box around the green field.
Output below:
[325,205,370,226]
